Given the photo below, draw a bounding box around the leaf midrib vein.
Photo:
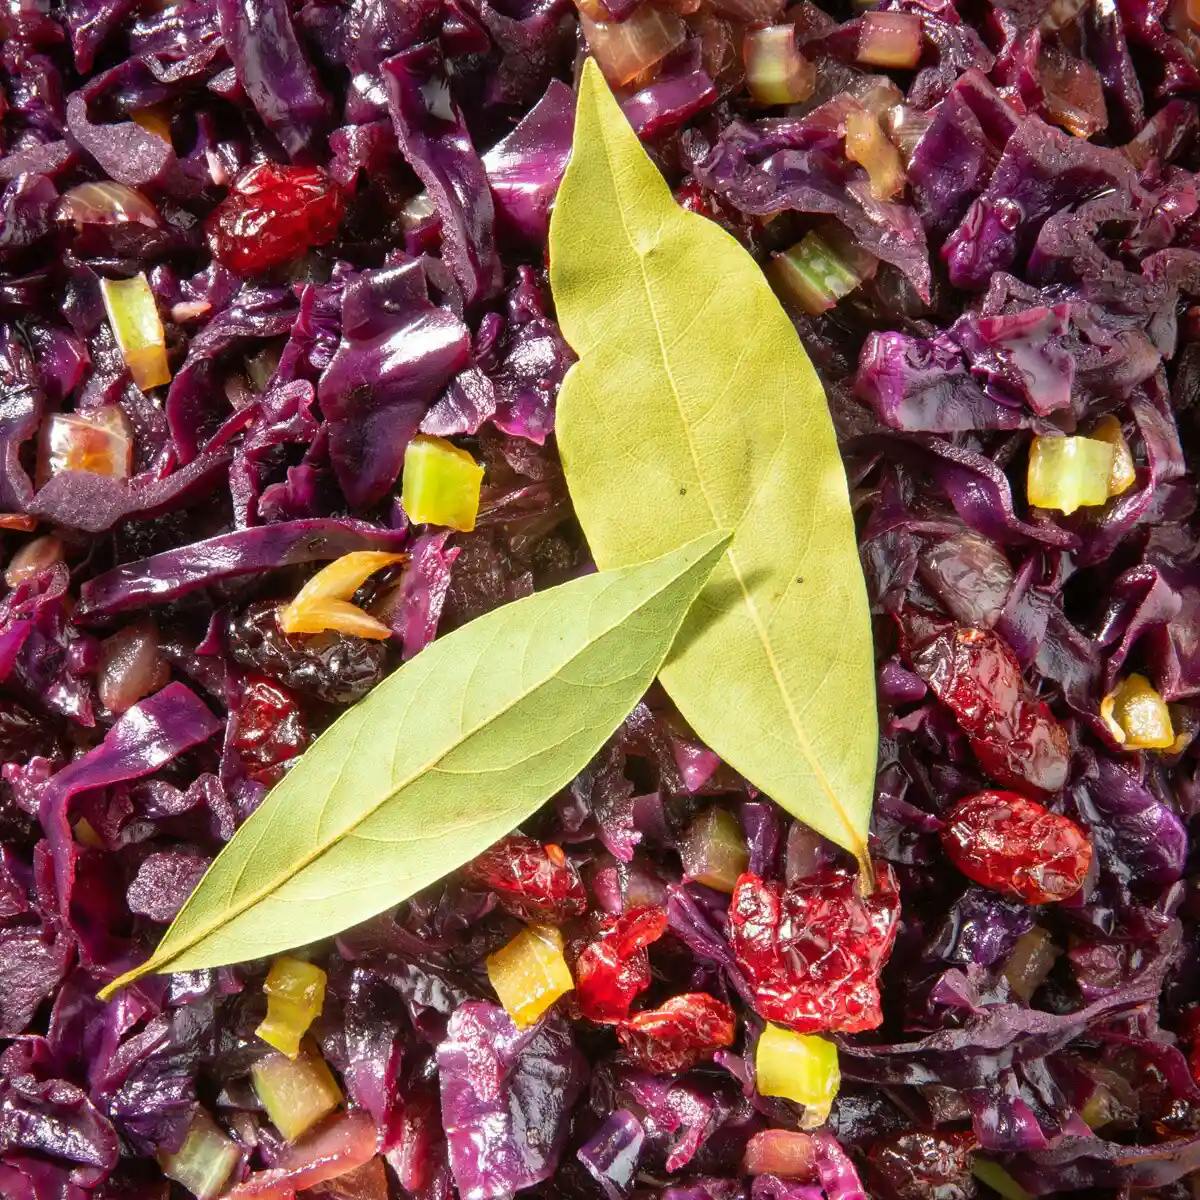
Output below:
[597,109,865,858]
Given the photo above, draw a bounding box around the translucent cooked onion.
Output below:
[743,1130,817,1178]
[743,25,816,106]
[579,5,687,86]
[38,404,133,485]
[97,618,170,714]
[5,534,63,587]
[856,11,922,68]
[278,551,406,640]
[55,181,162,229]
[844,105,906,198]
[882,103,933,163]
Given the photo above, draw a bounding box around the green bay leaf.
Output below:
[101,529,730,995]
[549,60,877,870]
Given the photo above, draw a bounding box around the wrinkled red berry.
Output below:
[910,624,1070,796]
[866,1131,978,1200]
[617,992,736,1074]
[1181,1007,1200,1086]
[233,674,310,786]
[206,163,344,274]
[575,905,668,1023]
[729,865,900,1033]
[462,834,588,923]
[940,791,1092,904]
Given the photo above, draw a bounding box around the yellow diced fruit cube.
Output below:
[256,956,327,1057]
[1100,673,1175,750]
[402,435,484,532]
[251,1040,342,1142]
[755,1023,840,1128]
[1027,435,1115,516]
[100,273,171,392]
[679,806,749,893]
[158,1110,241,1200]
[487,924,574,1027]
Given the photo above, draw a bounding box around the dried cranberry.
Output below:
[462,834,587,923]
[729,865,900,1033]
[229,601,387,704]
[575,905,668,1023]
[940,791,1092,905]
[866,1131,978,1200]
[909,625,1070,796]
[1182,1007,1200,1086]
[233,675,310,786]
[617,992,736,1074]
[206,163,344,274]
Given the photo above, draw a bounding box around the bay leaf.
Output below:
[101,529,729,994]
[549,60,877,871]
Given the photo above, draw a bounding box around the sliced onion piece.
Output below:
[56,181,161,230]
[743,25,816,106]
[39,404,133,484]
[856,11,922,69]
[159,1109,242,1200]
[849,74,904,116]
[743,1129,817,1178]
[6,534,63,587]
[98,618,169,714]
[278,551,406,640]
[100,273,172,392]
[579,5,687,87]
[1002,926,1059,1001]
[132,105,172,143]
[882,103,933,164]
[1038,46,1106,138]
[226,1112,377,1199]
[845,106,905,199]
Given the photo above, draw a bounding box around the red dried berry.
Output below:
[206,163,344,274]
[1181,1007,1200,1086]
[462,834,588,923]
[729,865,900,1034]
[940,790,1092,904]
[910,624,1070,796]
[233,674,310,786]
[617,992,736,1074]
[675,179,719,218]
[575,905,668,1023]
[866,1131,978,1200]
